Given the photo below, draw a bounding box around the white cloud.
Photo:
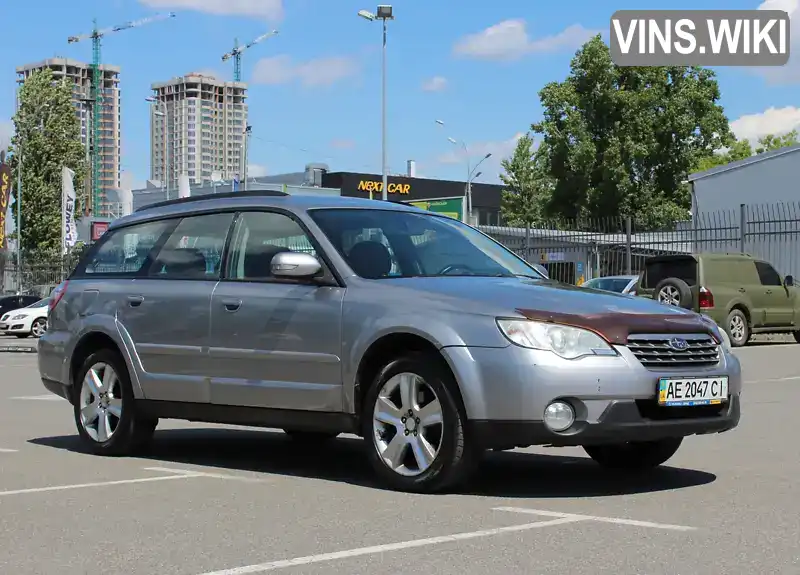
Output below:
[421,76,448,92]
[730,106,800,141]
[453,20,599,61]
[139,0,283,20]
[247,164,268,177]
[437,133,525,179]
[251,55,359,86]
[754,0,800,83]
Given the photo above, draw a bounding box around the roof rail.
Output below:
[135,190,289,213]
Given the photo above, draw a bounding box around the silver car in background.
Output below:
[581,274,639,295]
[38,191,741,493]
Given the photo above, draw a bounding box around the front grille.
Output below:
[627,334,720,369]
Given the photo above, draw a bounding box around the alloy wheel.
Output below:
[657,285,680,306]
[79,362,123,443]
[729,314,746,343]
[31,319,46,338]
[372,372,444,477]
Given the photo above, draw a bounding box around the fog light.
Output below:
[543,401,575,432]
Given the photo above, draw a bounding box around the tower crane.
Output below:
[222,30,279,82]
[68,12,176,216]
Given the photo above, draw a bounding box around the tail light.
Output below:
[699,286,714,309]
[49,281,69,313]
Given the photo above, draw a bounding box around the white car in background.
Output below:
[0,298,49,338]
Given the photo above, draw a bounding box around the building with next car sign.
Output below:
[320,171,506,226]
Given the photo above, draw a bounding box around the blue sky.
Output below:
[1,0,800,189]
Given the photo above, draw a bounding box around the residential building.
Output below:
[149,73,248,190]
[16,58,122,218]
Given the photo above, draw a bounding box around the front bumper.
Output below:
[471,394,740,449]
[441,342,742,448]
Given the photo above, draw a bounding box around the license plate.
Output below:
[658,376,729,406]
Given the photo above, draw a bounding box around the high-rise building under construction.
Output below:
[16,58,121,218]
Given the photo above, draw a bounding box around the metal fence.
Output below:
[3,201,800,292]
[478,202,800,285]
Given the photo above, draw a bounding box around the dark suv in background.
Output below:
[636,252,798,347]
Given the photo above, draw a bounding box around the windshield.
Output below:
[309,208,545,279]
[26,298,49,308]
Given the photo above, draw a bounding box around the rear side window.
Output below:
[75,220,172,276]
[148,213,234,280]
[755,261,782,286]
[643,257,697,288]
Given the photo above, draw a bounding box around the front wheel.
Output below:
[583,437,683,470]
[73,349,158,456]
[31,318,47,338]
[363,352,480,493]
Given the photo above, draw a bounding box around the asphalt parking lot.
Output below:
[1,340,799,575]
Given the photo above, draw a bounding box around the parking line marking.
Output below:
[493,506,696,531]
[0,448,18,453]
[0,472,206,497]
[9,395,63,401]
[144,466,267,483]
[195,517,586,574]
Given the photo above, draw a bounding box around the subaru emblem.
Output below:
[668,337,689,351]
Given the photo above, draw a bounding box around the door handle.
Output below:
[766,290,773,295]
[126,295,144,307]
[738,288,746,293]
[222,299,242,312]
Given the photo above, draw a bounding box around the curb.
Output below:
[0,346,37,353]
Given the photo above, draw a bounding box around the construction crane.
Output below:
[68,12,176,217]
[222,30,279,82]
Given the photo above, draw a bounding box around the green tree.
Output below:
[755,129,798,154]
[532,35,731,228]
[499,134,552,226]
[8,68,86,257]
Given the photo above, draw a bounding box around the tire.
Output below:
[583,437,683,470]
[654,278,693,309]
[72,348,158,456]
[725,308,750,348]
[30,318,46,338]
[362,352,480,493]
[793,330,800,344]
[283,430,339,442]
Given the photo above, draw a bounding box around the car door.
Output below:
[114,212,234,402]
[754,260,794,326]
[207,210,345,412]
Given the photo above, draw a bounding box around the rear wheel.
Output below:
[73,349,157,456]
[725,309,750,347]
[583,437,683,470]
[363,352,480,493]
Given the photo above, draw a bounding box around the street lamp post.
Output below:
[358,5,394,201]
[146,97,169,199]
[436,120,490,225]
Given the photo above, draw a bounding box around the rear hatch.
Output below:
[636,255,700,311]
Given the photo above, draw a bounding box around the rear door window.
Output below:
[74,220,173,277]
[644,257,697,288]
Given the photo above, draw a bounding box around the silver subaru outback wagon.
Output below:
[38,191,741,492]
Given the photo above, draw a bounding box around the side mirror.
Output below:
[785,274,794,287]
[271,251,322,279]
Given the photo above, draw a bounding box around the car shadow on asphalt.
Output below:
[29,428,716,498]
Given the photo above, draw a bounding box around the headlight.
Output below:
[11,314,26,320]
[699,315,730,351]
[496,318,616,359]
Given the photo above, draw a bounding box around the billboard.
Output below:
[0,160,11,250]
[406,196,466,222]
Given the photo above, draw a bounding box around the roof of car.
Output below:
[115,191,428,229]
